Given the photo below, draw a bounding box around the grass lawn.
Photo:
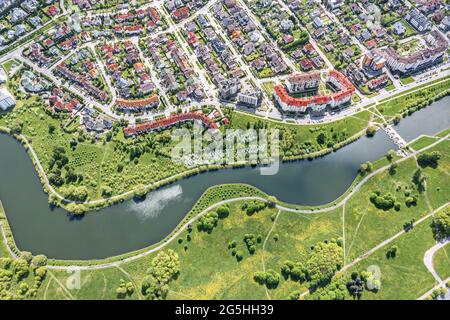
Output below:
[408,136,438,151]
[400,76,415,86]
[261,81,275,98]
[344,158,431,262]
[419,140,450,209]
[385,83,396,92]
[0,202,11,258]
[377,79,450,117]
[433,243,450,280]
[436,127,450,138]
[343,221,437,300]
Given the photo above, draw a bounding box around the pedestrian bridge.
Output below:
[382,125,408,157]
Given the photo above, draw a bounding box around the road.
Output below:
[419,238,450,300]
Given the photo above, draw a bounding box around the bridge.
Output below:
[382,125,409,157]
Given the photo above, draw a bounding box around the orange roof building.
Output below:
[273,70,355,114]
[116,95,160,112]
[124,112,218,137]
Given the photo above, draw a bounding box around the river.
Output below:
[0,97,448,260]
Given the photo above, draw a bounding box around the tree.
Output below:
[306,242,343,287]
[412,168,427,192]
[20,252,32,265]
[267,196,277,208]
[216,205,230,219]
[60,185,88,201]
[417,151,441,168]
[316,132,328,145]
[48,124,56,134]
[253,270,280,289]
[386,245,398,259]
[386,149,395,162]
[31,255,47,268]
[197,211,219,233]
[366,125,377,137]
[346,272,364,299]
[369,191,397,210]
[141,250,179,300]
[12,258,29,280]
[432,208,450,240]
[359,161,373,175]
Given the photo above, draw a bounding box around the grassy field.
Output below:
[400,76,415,85]
[342,221,437,300]
[376,79,450,118]
[229,110,372,159]
[408,136,439,151]
[433,244,450,280]
[344,157,430,262]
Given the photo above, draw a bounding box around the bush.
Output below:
[366,126,377,137]
[386,245,398,259]
[432,208,450,240]
[369,191,397,211]
[253,270,280,289]
[417,151,441,168]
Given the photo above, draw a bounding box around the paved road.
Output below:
[420,238,450,300]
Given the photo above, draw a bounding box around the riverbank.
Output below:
[0,73,448,214]
[1,134,447,300]
[0,131,448,267]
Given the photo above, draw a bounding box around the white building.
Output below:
[0,88,15,111]
[326,0,343,10]
[285,72,321,93]
[405,8,431,32]
[237,88,262,107]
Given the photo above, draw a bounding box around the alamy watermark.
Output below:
[171,121,280,175]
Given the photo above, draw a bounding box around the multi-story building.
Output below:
[285,72,321,93]
[405,8,431,32]
[116,95,160,113]
[273,70,355,115]
[379,31,447,75]
[362,51,386,72]
[219,78,240,99]
[237,88,262,107]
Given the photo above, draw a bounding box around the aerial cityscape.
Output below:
[0,0,449,303]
